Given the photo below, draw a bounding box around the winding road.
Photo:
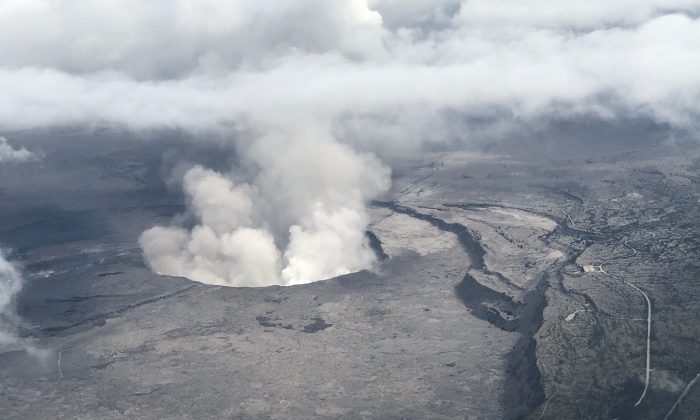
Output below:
[564,309,587,321]
[574,238,651,407]
[562,209,578,228]
[623,240,637,258]
[598,265,652,407]
[539,384,558,419]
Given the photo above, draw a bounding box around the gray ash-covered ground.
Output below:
[1,129,700,419]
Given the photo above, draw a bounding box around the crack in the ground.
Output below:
[374,200,550,418]
[35,284,197,336]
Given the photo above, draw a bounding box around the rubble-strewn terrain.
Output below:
[2,129,700,419]
[384,137,700,419]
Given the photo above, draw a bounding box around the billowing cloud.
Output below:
[454,0,700,30]
[0,0,386,78]
[0,7,698,130]
[1,1,699,286]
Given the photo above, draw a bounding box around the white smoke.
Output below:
[1,1,700,286]
[0,140,41,349]
[0,247,47,360]
[140,126,390,286]
[0,249,25,349]
[0,136,38,163]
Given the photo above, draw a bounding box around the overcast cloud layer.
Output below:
[1,0,699,286]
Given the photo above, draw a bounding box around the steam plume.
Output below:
[0,137,38,163]
[0,1,699,286]
[0,249,24,349]
[140,126,390,286]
